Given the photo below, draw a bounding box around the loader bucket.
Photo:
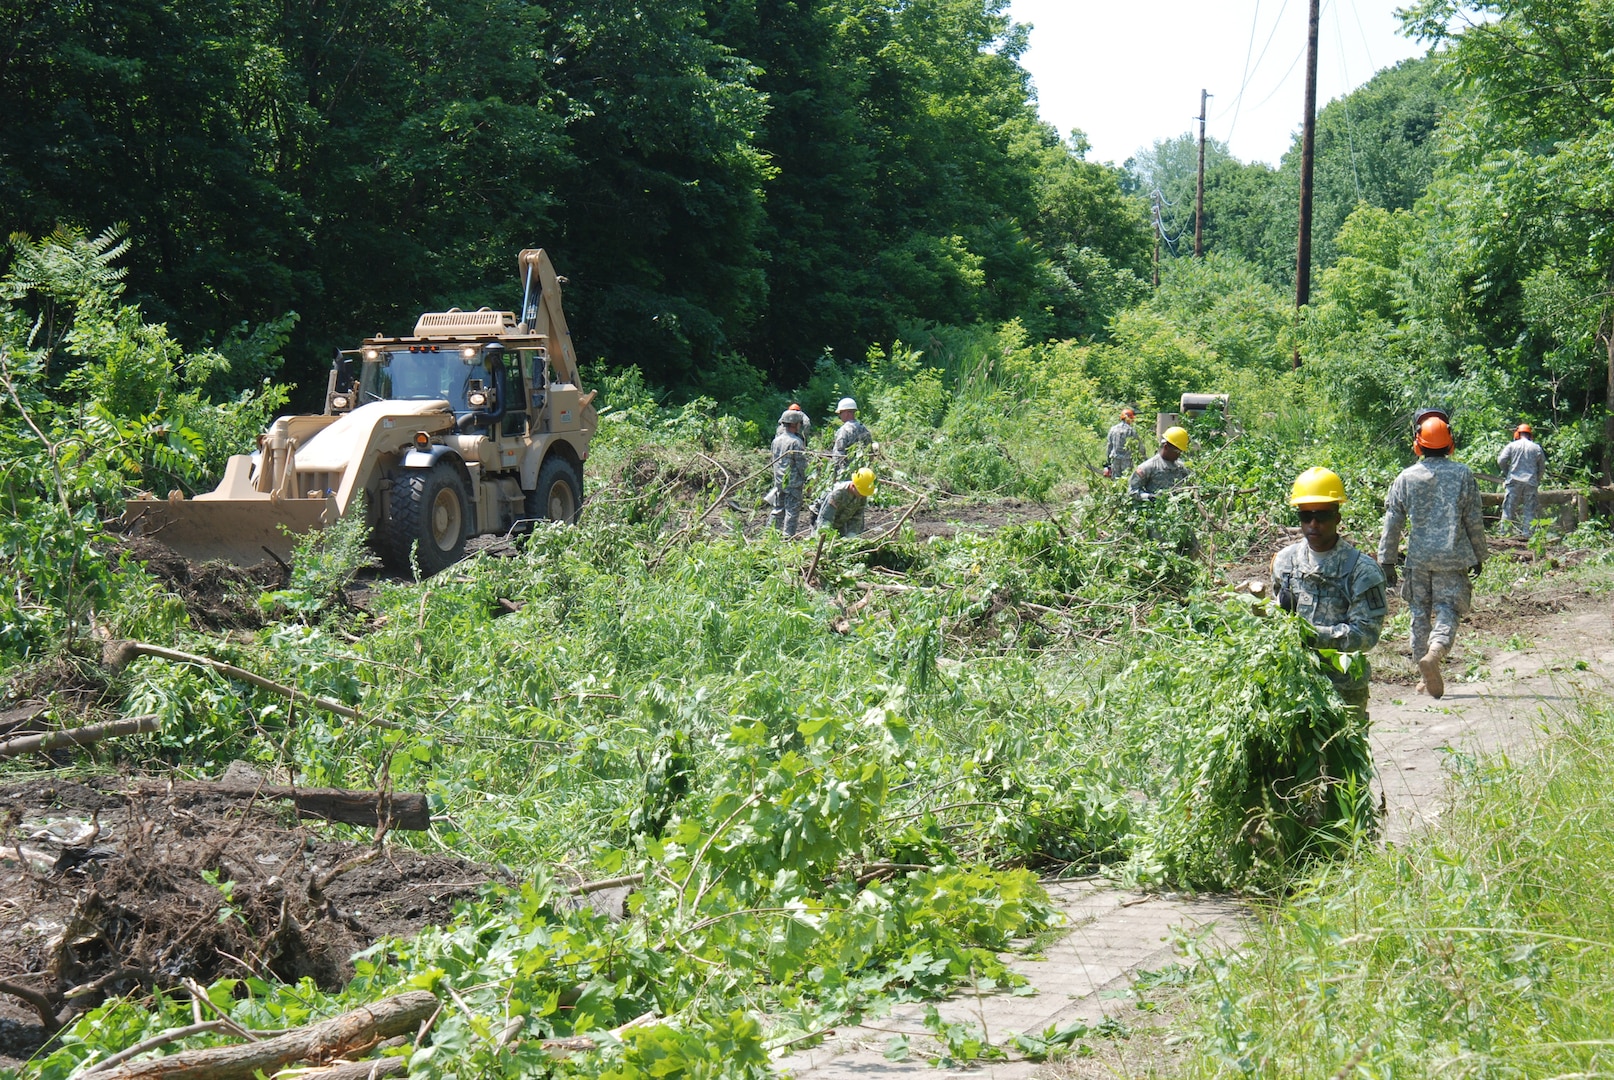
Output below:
[120,495,335,567]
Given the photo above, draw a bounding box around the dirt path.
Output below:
[777,568,1614,1079]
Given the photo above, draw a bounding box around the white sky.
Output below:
[1006,0,1432,167]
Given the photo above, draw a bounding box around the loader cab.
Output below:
[357,343,525,432]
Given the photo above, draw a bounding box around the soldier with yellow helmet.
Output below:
[1271,467,1388,723]
[1128,426,1190,500]
[817,468,876,537]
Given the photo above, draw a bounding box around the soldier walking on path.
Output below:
[1271,468,1388,724]
[1104,408,1143,479]
[770,408,809,536]
[829,397,872,477]
[1128,426,1190,500]
[1378,415,1488,699]
[1496,423,1546,537]
[817,468,876,538]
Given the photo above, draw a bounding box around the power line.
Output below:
[1332,0,1363,202]
[1219,0,1294,141]
[1225,0,1264,145]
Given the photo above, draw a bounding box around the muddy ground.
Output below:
[0,772,500,1065]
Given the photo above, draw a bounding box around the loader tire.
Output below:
[526,455,583,525]
[380,461,470,576]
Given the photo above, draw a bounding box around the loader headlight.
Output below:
[460,345,479,360]
[363,348,380,361]
[330,394,352,411]
[467,389,489,408]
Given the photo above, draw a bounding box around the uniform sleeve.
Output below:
[1128,463,1148,497]
[1496,444,1511,470]
[1379,477,1406,565]
[816,487,840,529]
[1460,471,1488,563]
[1313,560,1389,653]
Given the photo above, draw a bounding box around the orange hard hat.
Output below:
[1121,407,1136,420]
[1515,423,1532,438]
[1415,415,1453,452]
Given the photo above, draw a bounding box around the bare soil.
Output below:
[106,537,287,631]
[0,775,501,1066]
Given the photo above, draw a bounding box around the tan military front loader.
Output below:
[122,248,598,576]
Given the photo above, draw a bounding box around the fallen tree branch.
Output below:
[0,976,68,1032]
[271,1059,405,1080]
[92,991,438,1080]
[0,714,159,759]
[102,642,397,731]
[134,782,430,832]
[566,873,645,896]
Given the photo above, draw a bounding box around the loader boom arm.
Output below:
[518,249,583,389]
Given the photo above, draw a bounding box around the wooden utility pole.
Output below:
[1293,0,1320,368]
[1152,190,1163,286]
[1194,89,1209,258]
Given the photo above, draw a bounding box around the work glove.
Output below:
[1383,562,1398,588]
[1102,467,1112,478]
[1277,584,1297,613]
[1469,562,1483,581]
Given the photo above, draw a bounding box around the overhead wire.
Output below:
[1219,0,1294,143]
[1333,0,1363,202]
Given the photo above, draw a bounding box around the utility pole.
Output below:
[1194,89,1209,258]
[1293,0,1320,368]
[1152,190,1163,286]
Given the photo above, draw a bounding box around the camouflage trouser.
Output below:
[1501,480,1539,537]
[1332,679,1370,727]
[1109,453,1133,478]
[1402,567,1471,661]
[770,487,804,537]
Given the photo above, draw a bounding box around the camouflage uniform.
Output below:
[1496,436,1546,537]
[1272,540,1388,719]
[1104,420,1142,477]
[830,418,873,477]
[816,480,868,537]
[1378,457,1488,662]
[770,429,808,536]
[1128,452,1189,499]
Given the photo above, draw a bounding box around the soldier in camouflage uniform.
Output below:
[1379,416,1488,698]
[1128,426,1190,500]
[1272,467,1388,722]
[1496,423,1546,537]
[1103,408,1143,479]
[770,409,809,536]
[829,397,873,478]
[817,468,875,537]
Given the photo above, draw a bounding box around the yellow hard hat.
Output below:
[1162,426,1189,452]
[1289,466,1346,506]
[852,468,876,497]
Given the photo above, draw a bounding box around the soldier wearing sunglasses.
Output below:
[1271,467,1388,723]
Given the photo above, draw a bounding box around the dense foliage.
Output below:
[0,0,1150,392]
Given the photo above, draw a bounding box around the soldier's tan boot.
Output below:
[1419,643,1449,699]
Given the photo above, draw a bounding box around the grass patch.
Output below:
[1175,692,1614,1077]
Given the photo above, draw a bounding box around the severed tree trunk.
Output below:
[95,991,437,1080]
[138,782,431,831]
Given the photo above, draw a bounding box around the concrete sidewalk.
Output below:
[774,879,1246,1078]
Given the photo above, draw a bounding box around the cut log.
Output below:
[0,715,160,759]
[1479,489,1589,531]
[94,991,438,1080]
[134,782,432,831]
[272,1058,406,1080]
